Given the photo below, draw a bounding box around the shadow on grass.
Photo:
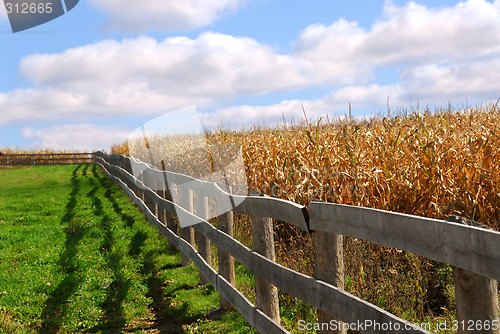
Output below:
[87,166,211,334]
[93,165,184,327]
[39,165,85,333]
[85,175,130,333]
[96,166,183,332]
[93,165,135,228]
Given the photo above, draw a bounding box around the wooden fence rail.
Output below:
[93,151,500,334]
[0,152,94,166]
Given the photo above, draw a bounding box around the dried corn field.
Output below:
[112,103,500,323]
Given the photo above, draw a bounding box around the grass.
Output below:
[0,164,255,333]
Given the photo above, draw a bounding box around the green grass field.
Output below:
[0,164,255,333]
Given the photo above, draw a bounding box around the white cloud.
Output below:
[201,93,362,129]
[333,60,500,111]
[202,55,500,129]
[295,0,500,67]
[19,34,305,95]
[4,33,307,126]
[21,123,132,151]
[0,85,190,126]
[294,19,374,85]
[3,0,500,131]
[201,100,305,129]
[366,0,500,64]
[89,0,247,33]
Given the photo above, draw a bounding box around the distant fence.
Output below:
[0,153,94,166]
[93,151,499,334]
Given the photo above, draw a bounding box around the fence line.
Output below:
[0,152,94,166]
[77,151,498,334]
[118,154,310,231]
[94,154,289,334]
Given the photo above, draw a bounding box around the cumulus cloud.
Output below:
[4,33,308,125]
[89,0,247,33]
[3,0,500,130]
[21,123,132,151]
[398,61,500,100]
[0,85,190,126]
[331,60,500,112]
[294,19,374,85]
[201,92,374,129]
[295,0,500,66]
[19,34,305,96]
[200,100,305,129]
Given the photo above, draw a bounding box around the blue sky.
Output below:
[1,0,500,151]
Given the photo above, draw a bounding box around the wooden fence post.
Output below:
[137,172,145,203]
[157,183,166,226]
[151,173,159,217]
[196,194,211,285]
[218,206,235,311]
[313,230,345,334]
[178,186,195,267]
[143,170,157,216]
[157,161,169,236]
[165,183,178,251]
[252,214,280,325]
[142,170,152,210]
[114,158,122,179]
[122,158,137,196]
[448,216,500,334]
[128,161,142,201]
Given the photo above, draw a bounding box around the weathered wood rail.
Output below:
[93,151,500,334]
[0,152,94,166]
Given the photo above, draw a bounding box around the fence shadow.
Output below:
[39,165,85,333]
[84,174,130,332]
[91,165,185,333]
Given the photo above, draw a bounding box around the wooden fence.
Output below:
[93,151,500,334]
[0,152,94,166]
